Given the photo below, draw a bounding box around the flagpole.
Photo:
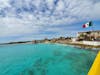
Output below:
[91,21,95,41]
[91,21,94,32]
[92,25,94,32]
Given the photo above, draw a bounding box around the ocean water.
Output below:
[0,43,97,75]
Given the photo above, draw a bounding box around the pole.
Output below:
[91,21,94,32]
[91,21,95,41]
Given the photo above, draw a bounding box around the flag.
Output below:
[82,21,92,28]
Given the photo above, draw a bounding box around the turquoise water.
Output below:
[0,43,97,75]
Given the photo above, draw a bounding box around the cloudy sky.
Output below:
[0,0,100,43]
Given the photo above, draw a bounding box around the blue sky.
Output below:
[0,0,100,43]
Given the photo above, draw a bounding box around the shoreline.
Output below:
[47,42,100,51]
[0,41,100,51]
[66,42,100,51]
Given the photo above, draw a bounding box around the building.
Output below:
[77,30,100,41]
[71,37,77,42]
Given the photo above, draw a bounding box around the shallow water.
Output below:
[0,43,97,75]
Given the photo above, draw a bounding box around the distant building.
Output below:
[77,30,100,41]
[71,37,77,42]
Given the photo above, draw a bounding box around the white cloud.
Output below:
[0,17,42,37]
[0,0,100,42]
[0,0,10,8]
[90,2,100,19]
